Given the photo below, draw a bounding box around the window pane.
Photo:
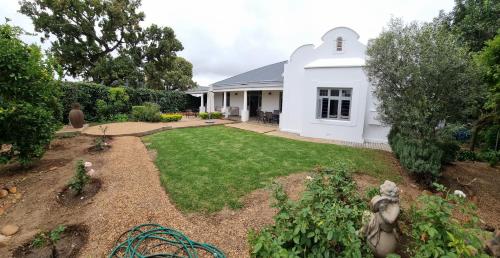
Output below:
[329,99,338,118]
[341,100,350,118]
[319,89,328,96]
[331,89,339,96]
[321,98,328,118]
[342,89,351,97]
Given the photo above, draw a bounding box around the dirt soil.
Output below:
[1,135,498,257]
[12,224,88,258]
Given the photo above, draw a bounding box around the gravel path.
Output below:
[83,119,233,136]
[78,136,292,257]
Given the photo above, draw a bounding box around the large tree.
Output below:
[446,0,500,52]
[19,0,196,90]
[365,18,481,139]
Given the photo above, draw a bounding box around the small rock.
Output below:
[0,190,8,198]
[49,166,58,171]
[422,190,432,196]
[410,183,417,188]
[1,224,19,236]
[7,186,17,194]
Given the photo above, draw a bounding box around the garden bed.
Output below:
[0,129,498,257]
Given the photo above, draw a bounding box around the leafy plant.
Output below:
[457,149,477,161]
[477,150,499,167]
[407,185,489,257]
[111,113,129,122]
[248,162,372,257]
[30,225,66,249]
[131,102,162,122]
[160,113,182,122]
[0,23,62,165]
[93,126,109,151]
[199,112,223,119]
[68,160,90,195]
[365,186,380,200]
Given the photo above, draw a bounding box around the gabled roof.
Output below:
[186,86,209,94]
[212,61,286,89]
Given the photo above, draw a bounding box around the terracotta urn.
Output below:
[68,103,85,128]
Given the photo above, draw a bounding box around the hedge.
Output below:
[61,81,197,122]
[199,112,223,119]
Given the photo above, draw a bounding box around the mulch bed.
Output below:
[56,178,102,207]
[12,224,88,258]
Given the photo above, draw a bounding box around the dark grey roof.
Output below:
[212,61,286,89]
[186,86,209,93]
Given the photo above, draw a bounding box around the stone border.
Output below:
[82,125,173,137]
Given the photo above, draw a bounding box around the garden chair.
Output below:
[265,112,273,123]
[272,110,280,124]
[257,111,265,123]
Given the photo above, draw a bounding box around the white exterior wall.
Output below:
[280,27,390,143]
[214,92,224,109]
[261,90,280,112]
[228,91,244,113]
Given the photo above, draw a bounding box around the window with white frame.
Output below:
[317,88,352,120]
[336,37,343,52]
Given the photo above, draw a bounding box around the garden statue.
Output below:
[360,180,400,257]
[68,103,85,128]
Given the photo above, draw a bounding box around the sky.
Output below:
[1,0,455,86]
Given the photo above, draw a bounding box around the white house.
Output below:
[188,27,390,143]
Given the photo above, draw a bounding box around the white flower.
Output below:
[84,161,93,168]
[87,169,97,177]
[306,176,313,181]
[453,190,466,198]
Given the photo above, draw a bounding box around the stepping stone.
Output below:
[1,224,19,236]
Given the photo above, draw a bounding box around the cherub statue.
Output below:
[360,180,400,257]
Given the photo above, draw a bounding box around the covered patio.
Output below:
[188,61,286,123]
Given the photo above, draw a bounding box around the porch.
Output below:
[200,89,283,123]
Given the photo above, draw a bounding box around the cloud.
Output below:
[1,0,455,86]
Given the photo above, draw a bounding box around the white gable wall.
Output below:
[280,27,389,143]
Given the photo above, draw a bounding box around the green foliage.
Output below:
[248,162,372,257]
[0,23,62,165]
[366,18,479,180]
[477,150,499,166]
[60,81,189,122]
[199,112,223,119]
[19,0,196,90]
[160,113,182,122]
[457,149,477,161]
[446,0,500,52]
[95,87,130,121]
[131,102,161,122]
[68,160,90,195]
[365,186,380,200]
[30,225,67,249]
[408,186,489,257]
[110,113,129,122]
[366,18,481,139]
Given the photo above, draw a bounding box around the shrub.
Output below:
[160,113,182,122]
[457,149,477,161]
[131,102,161,122]
[477,150,499,167]
[407,184,489,257]
[61,82,190,122]
[68,160,90,195]
[199,112,222,119]
[31,225,66,248]
[248,162,372,257]
[389,128,460,182]
[110,113,129,122]
[0,24,62,165]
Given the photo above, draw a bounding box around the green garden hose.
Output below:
[108,224,226,258]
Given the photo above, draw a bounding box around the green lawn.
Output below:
[143,126,399,213]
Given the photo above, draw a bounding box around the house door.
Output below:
[249,95,260,117]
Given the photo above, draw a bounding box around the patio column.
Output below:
[200,93,205,112]
[241,90,249,122]
[223,91,228,118]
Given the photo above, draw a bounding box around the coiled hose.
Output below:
[108,224,226,258]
